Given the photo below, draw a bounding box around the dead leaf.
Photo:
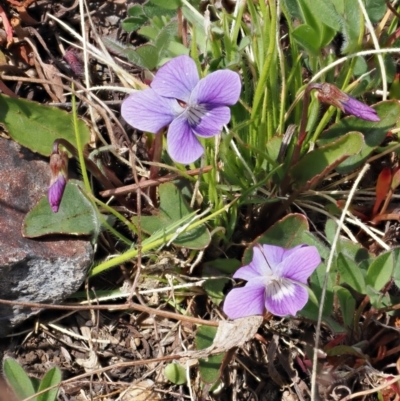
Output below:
[121,379,160,401]
[178,316,263,362]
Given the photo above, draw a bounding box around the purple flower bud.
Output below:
[312,83,380,122]
[48,143,68,213]
[63,47,84,77]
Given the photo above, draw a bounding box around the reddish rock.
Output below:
[0,137,93,336]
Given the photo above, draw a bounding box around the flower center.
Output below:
[186,103,208,126]
[264,276,295,301]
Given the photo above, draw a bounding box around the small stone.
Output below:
[0,138,93,337]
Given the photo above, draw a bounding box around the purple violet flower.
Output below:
[48,143,68,213]
[223,244,321,319]
[121,55,241,164]
[312,83,380,122]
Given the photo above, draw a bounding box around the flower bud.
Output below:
[48,143,68,212]
[312,83,380,122]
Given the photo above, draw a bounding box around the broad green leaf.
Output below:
[366,251,394,291]
[202,258,241,276]
[300,286,344,332]
[292,25,320,56]
[334,286,356,329]
[164,363,187,385]
[325,220,372,266]
[365,0,386,23]
[308,263,335,316]
[155,20,179,54]
[300,231,330,260]
[132,183,211,249]
[339,0,361,53]
[37,367,62,401]
[138,25,159,41]
[122,16,147,32]
[132,44,159,70]
[196,326,224,384]
[331,0,344,14]
[290,132,363,188]
[353,57,368,77]
[143,2,177,19]
[393,249,400,288]
[0,95,90,156]
[127,4,144,17]
[302,0,341,31]
[336,253,365,293]
[243,213,309,264]
[319,101,400,173]
[23,181,99,238]
[203,278,229,306]
[149,0,181,9]
[3,358,36,401]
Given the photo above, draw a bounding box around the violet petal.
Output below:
[278,246,321,284]
[233,245,273,280]
[190,70,241,106]
[192,106,231,137]
[151,55,199,102]
[121,89,182,133]
[259,244,288,267]
[265,281,308,316]
[343,96,380,122]
[223,284,266,319]
[48,175,66,213]
[166,114,204,164]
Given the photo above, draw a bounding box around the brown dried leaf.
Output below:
[179,316,263,362]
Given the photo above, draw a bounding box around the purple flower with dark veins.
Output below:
[312,83,380,122]
[223,244,321,319]
[48,143,68,213]
[121,55,241,164]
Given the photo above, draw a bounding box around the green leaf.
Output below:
[138,25,160,41]
[195,326,224,384]
[37,367,62,401]
[319,101,400,174]
[132,183,211,249]
[393,249,400,288]
[365,0,387,23]
[336,253,366,293]
[292,25,320,56]
[290,132,363,188]
[122,16,147,32]
[243,213,309,264]
[149,0,181,9]
[23,181,99,238]
[155,20,179,53]
[0,95,90,156]
[334,286,356,328]
[135,44,159,70]
[202,258,241,275]
[164,363,187,385]
[127,4,144,17]
[143,2,177,19]
[203,278,229,306]
[339,0,361,53]
[353,57,368,77]
[195,325,217,350]
[302,0,341,31]
[308,263,335,316]
[3,358,37,401]
[325,220,372,265]
[366,251,394,291]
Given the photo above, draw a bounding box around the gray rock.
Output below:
[0,137,93,337]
